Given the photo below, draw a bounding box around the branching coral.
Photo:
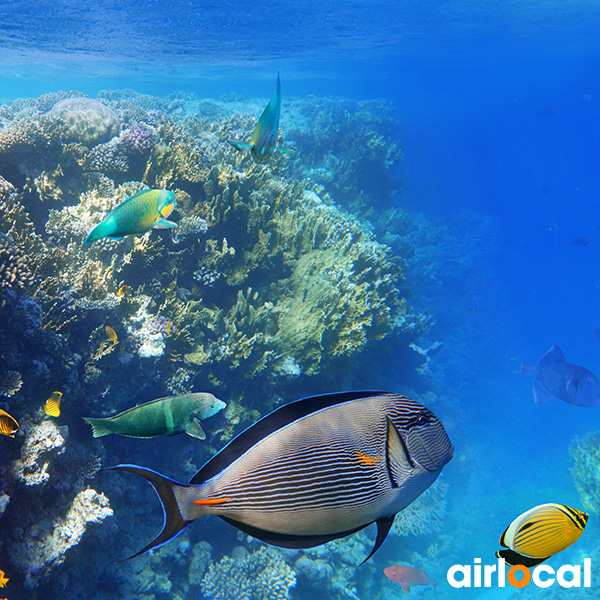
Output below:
[201,546,296,600]
[391,479,449,536]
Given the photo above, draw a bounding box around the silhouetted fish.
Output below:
[104,391,453,563]
[570,237,591,246]
[514,345,600,406]
[537,107,557,117]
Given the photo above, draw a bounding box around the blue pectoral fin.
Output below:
[277,145,297,155]
[101,464,192,561]
[153,217,177,230]
[533,379,555,404]
[566,379,578,398]
[227,140,252,152]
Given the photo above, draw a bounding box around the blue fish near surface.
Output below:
[227,73,296,164]
[514,345,600,406]
[104,391,453,563]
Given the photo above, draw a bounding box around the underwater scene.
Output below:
[1,1,600,598]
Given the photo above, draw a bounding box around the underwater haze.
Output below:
[1,0,600,598]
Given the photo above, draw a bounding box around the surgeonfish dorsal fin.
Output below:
[538,345,566,368]
[385,416,413,488]
[358,515,395,566]
[188,390,386,485]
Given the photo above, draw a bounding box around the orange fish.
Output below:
[105,325,118,345]
[384,565,437,593]
[0,410,18,438]
[0,568,8,587]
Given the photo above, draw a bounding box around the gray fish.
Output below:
[104,391,453,563]
[514,345,600,406]
[84,392,226,439]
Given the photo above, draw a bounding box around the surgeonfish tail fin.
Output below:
[101,464,192,561]
[83,417,114,438]
[227,140,252,152]
[512,358,536,377]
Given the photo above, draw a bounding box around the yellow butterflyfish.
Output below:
[105,325,118,345]
[0,410,18,438]
[165,319,172,336]
[116,285,131,297]
[45,391,62,417]
[0,568,8,587]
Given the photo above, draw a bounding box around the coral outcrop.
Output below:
[10,488,112,587]
[570,432,600,514]
[201,546,296,600]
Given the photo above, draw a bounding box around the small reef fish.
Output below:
[44,391,62,417]
[496,503,588,567]
[383,565,437,593]
[116,285,132,297]
[105,325,118,345]
[0,569,7,587]
[514,345,600,406]
[84,392,226,440]
[0,410,18,438]
[104,391,453,562]
[227,73,296,164]
[83,189,176,245]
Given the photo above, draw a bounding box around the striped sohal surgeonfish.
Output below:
[105,391,453,563]
[496,503,588,567]
[227,73,296,164]
[84,392,226,440]
[83,189,176,245]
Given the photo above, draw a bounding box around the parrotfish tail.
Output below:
[102,465,192,561]
[83,417,113,438]
[512,358,536,377]
[227,140,252,153]
[277,145,297,155]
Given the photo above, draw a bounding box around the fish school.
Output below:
[447,558,592,589]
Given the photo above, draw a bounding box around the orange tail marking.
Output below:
[193,497,234,506]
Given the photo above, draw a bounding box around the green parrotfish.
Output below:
[227,73,296,164]
[104,391,453,563]
[83,189,176,245]
[84,392,226,440]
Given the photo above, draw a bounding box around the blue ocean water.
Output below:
[1,0,600,598]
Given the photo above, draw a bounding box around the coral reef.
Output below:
[10,488,112,587]
[570,432,600,514]
[11,420,68,486]
[201,546,296,600]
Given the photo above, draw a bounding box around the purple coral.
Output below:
[118,124,154,155]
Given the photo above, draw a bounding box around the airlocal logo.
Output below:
[447,558,591,589]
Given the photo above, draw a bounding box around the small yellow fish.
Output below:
[0,569,8,587]
[0,410,18,438]
[105,325,118,345]
[45,392,62,417]
[165,319,172,336]
[117,284,132,297]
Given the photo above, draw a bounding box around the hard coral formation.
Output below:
[12,420,67,486]
[570,432,600,514]
[201,546,296,600]
[0,233,33,297]
[11,488,112,587]
[0,369,23,397]
[391,479,448,536]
